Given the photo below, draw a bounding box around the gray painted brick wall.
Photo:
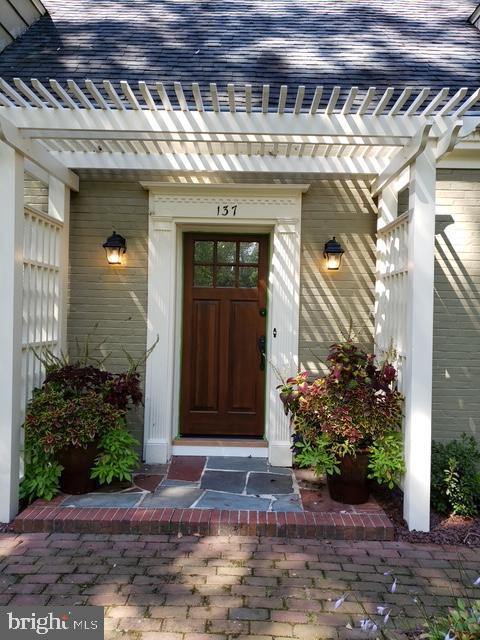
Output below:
[433,169,480,444]
[67,181,148,444]
[299,180,377,374]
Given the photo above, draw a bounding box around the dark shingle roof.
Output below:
[0,0,479,103]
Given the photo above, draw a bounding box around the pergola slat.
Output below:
[389,87,413,115]
[192,83,204,112]
[406,88,431,115]
[13,78,45,107]
[32,78,63,109]
[437,87,468,116]
[294,85,305,114]
[454,88,480,116]
[103,81,125,110]
[139,82,157,111]
[209,83,219,112]
[325,86,340,114]
[49,80,77,109]
[341,87,358,114]
[85,80,110,110]
[121,81,141,110]
[277,85,287,114]
[227,83,236,113]
[67,80,94,109]
[309,86,323,115]
[262,84,269,114]
[156,82,172,111]
[245,84,252,113]
[0,79,30,108]
[358,87,376,115]
[373,87,394,115]
[422,88,449,116]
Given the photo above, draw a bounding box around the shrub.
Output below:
[431,434,480,517]
[21,357,146,503]
[421,598,480,640]
[279,339,405,485]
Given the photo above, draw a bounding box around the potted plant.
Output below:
[279,339,405,504]
[20,351,147,501]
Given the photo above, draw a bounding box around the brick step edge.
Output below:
[14,504,394,540]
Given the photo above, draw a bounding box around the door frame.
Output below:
[141,182,308,466]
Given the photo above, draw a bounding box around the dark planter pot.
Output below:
[327,452,370,504]
[57,440,99,495]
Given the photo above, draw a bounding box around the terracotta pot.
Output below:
[57,440,99,494]
[327,452,370,504]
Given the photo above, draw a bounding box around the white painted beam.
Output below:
[0,113,79,191]
[49,149,384,175]
[371,124,432,196]
[403,141,436,532]
[0,105,457,140]
[0,141,23,523]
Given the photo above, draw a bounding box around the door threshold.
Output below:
[172,438,268,458]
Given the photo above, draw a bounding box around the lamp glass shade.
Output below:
[103,231,126,265]
[323,237,344,270]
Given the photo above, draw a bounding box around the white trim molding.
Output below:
[142,183,307,466]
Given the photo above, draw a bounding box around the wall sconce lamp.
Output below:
[103,231,126,265]
[324,237,344,270]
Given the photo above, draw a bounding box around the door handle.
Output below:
[258,335,266,371]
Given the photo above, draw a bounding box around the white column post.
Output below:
[267,220,301,466]
[403,141,436,531]
[0,142,24,522]
[144,217,176,463]
[48,176,70,354]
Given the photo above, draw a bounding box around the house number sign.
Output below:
[216,204,237,217]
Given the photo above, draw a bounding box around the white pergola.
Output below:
[1,78,480,531]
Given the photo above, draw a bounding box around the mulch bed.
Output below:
[372,484,480,547]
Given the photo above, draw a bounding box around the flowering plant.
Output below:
[279,339,405,486]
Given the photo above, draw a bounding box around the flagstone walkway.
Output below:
[0,532,479,640]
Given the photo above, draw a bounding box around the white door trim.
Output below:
[142,183,307,466]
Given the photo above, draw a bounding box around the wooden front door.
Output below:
[180,233,269,437]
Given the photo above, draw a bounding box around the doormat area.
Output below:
[13,457,393,540]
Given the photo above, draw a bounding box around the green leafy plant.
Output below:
[294,436,340,477]
[420,598,480,640]
[21,337,157,504]
[19,445,63,502]
[431,434,480,517]
[368,431,405,488]
[91,428,141,485]
[279,339,404,486]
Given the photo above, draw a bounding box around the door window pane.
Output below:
[239,267,258,288]
[216,241,236,264]
[194,240,214,264]
[239,241,259,264]
[216,265,236,287]
[194,265,213,287]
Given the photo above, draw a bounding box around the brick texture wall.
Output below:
[299,180,377,374]
[67,180,148,444]
[433,169,480,444]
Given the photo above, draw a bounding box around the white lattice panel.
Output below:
[21,205,63,418]
[375,211,410,392]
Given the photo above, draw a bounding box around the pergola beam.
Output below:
[0,114,79,191]
[50,149,385,175]
[371,123,433,196]
[0,106,462,140]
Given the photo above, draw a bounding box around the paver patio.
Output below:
[14,457,393,539]
[0,532,478,640]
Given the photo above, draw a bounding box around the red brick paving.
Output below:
[0,533,479,640]
[134,474,164,492]
[13,503,393,540]
[167,457,207,481]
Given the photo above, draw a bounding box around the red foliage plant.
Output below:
[279,340,403,451]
